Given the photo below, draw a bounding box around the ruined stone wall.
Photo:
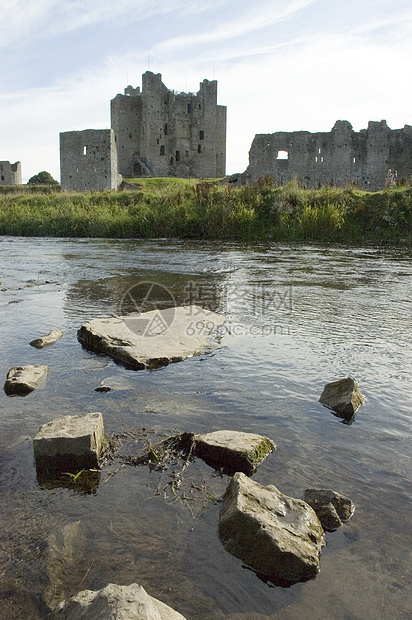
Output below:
[60,129,118,192]
[0,161,22,185]
[245,121,412,191]
[111,71,227,179]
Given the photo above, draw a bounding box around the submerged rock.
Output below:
[33,412,104,473]
[219,472,324,584]
[4,365,49,396]
[30,329,63,348]
[195,430,275,475]
[319,377,365,418]
[77,305,225,370]
[304,488,355,531]
[49,582,187,619]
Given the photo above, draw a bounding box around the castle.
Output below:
[48,71,412,192]
[242,120,412,191]
[60,71,227,191]
[0,161,22,186]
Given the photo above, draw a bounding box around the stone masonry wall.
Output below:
[60,129,118,192]
[0,161,22,185]
[244,120,412,191]
[111,71,226,179]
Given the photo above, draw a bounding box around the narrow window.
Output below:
[176,150,180,162]
[199,130,204,140]
[315,156,318,163]
[318,148,321,153]
[157,139,159,145]
[321,156,324,163]
[164,123,168,135]
[353,157,356,163]
[170,157,174,165]
[198,144,202,153]
[187,103,192,113]
[1,175,4,181]
[185,150,189,158]
[160,145,165,156]
[83,146,87,155]
[129,133,132,139]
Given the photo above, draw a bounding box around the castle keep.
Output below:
[244,120,412,191]
[111,71,226,179]
[0,161,22,185]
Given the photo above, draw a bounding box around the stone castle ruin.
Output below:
[111,71,226,179]
[60,71,226,191]
[242,120,412,191]
[60,129,118,192]
[59,70,412,192]
[0,161,22,186]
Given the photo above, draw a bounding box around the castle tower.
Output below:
[111,72,227,179]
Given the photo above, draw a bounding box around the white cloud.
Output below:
[0,0,217,49]
[153,0,316,54]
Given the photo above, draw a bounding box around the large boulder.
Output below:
[49,582,187,619]
[33,412,104,473]
[30,328,63,348]
[219,473,324,584]
[319,377,365,418]
[77,306,225,370]
[195,430,275,475]
[304,488,355,531]
[4,365,49,396]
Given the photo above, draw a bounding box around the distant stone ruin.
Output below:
[60,71,227,191]
[243,120,412,191]
[0,161,22,185]
[60,129,118,192]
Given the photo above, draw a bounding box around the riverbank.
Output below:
[1,178,412,244]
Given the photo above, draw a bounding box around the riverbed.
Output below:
[0,237,411,619]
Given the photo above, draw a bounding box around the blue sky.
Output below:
[1,0,412,182]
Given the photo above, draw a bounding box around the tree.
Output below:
[28,171,59,185]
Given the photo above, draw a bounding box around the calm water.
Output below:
[0,237,411,619]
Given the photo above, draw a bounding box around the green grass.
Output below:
[1,178,412,244]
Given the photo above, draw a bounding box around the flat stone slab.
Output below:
[219,472,325,584]
[304,488,355,531]
[195,430,276,475]
[4,365,49,396]
[77,305,225,370]
[29,328,63,348]
[50,583,187,619]
[33,412,104,473]
[319,377,365,418]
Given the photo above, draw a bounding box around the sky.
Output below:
[1,0,412,182]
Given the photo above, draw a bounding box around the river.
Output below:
[0,237,411,619]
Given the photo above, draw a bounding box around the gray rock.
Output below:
[77,305,225,370]
[4,365,49,396]
[33,412,104,473]
[195,430,275,475]
[319,377,365,418]
[49,582,187,619]
[304,488,355,531]
[30,329,63,348]
[219,472,325,584]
